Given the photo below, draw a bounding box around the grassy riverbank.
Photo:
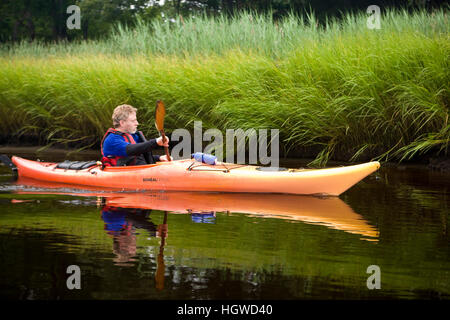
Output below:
[0,10,448,165]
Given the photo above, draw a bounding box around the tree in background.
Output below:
[0,0,447,42]
[0,0,66,42]
[76,0,152,39]
[0,0,152,41]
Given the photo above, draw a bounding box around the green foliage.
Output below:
[0,9,448,164]
[75,0,153,40]
[0,0,155,42]
[1,0,447,43]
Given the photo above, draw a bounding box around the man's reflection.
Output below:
[100,200,215,290]
[101,205,160,266]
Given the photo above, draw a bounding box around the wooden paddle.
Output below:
[155,100,171,161]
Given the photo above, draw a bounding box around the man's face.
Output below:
[120,112,139,134]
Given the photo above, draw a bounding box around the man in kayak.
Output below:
[101,104,171,166]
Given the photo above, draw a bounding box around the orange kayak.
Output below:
[11,156,380,196]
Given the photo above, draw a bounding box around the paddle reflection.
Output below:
[155,211,168,290]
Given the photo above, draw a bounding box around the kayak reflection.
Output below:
[105,192,378,240]
[15,177,378,240]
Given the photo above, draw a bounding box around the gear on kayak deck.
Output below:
[187,161,247,173]
[56,160,99,170]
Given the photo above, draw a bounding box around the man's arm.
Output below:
[104,133,168,160]
[126,139,158,156]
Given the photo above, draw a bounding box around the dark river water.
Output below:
[0,150,449,300]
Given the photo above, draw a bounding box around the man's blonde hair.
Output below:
[112,104,137,128]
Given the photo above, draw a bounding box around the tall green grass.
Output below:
[0,9,448,165]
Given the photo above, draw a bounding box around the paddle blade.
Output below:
[155,100,166,132]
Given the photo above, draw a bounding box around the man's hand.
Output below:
[156,136,170,147]
[159,155,172,161]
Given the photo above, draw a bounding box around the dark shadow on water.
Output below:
[0,228,399,300]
